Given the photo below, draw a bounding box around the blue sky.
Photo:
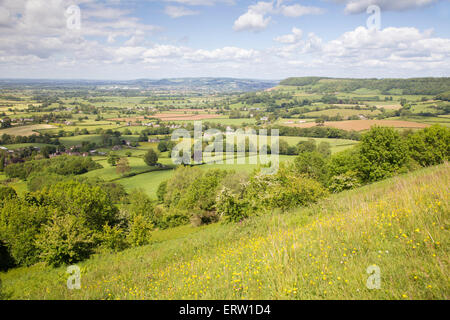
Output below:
[0,0,449,79]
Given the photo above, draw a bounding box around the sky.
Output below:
[0,0,449,80]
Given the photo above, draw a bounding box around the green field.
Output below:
[0,124,57,136]
[59,135,106,147]
[1,164,447,299]
[303,108,380,119]
[116,169,176,197]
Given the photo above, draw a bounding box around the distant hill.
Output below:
[0,78,279,93]
[279,77,450,95]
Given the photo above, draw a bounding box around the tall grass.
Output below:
[1,164,448,300]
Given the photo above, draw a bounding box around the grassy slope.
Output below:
[1,164,448,300]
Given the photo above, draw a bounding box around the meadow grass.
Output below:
[1,164,448,300]
[116,169,176,197]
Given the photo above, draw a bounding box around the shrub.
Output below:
[35,214,94,267]
[0,186,17,201]
[127,215,153,247]
[245,166,328,212]
[158,212,190,229]
[156,181,167,204]
[328,147,361,177]
[407,125,450,167]
[163,166,203,208]
[328,171,361,193]
[4,155,101,180]
[0,199,50,266]
[293,152,329,185]
[317,141,332,158]
[297,139,317,153]
[37,180,119,232]
[216,188,249,223]
[98,223,128,253]
[358,126,409,182]
[177,169,229,212]
[126,190,158,224]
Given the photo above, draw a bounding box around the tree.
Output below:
[0,117,11,129]
[107,154,120,166]
[127,215,153,247]
[358,126,409,182]
[158,141,168,152]
[0,186,17,200]
[35,214,94,267]
[297,139,317,154]
[407,125,450,167]
[317,141,331,158]
[116,158,130,176]
[293,151,329,185]
[144,149,158,166]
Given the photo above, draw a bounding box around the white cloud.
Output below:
[280,4,324,17]
[233,1,324,32]
[233,3,272,32]
[275,26,450,75]
[186,46,259,61]
[333,0,441,13]
[274,27,303,43]
[164,5,199,18]
[0,1,449,79]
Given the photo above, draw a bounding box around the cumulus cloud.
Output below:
[233,1,324,32]
[0,0,161,64]
[233,2,272,32]
[274,26,450,75]
[1,0,449,79]
[333,0,441,14]
[274,27,303,44]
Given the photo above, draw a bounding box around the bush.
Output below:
[297,139,317,153]
[177,169,229,212]
[127,215,153,247]
[328,171,361,193]
[328,147,361,177]
[35,214,94,267]
[163,166,203,208]
[293,152,329,185]
[216,188,249,223]
[126,190,159,224]
[156,181,167,204]
[98,223,128,253]
[0,186,17,201]
[4,155,101,180]
[0,199,50,266]
[407,125,450,167]
[317,141,332,158]
[358,126,409,182]
[37,180,119,232]
[245,166,328,212]
[158,212,190,229]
